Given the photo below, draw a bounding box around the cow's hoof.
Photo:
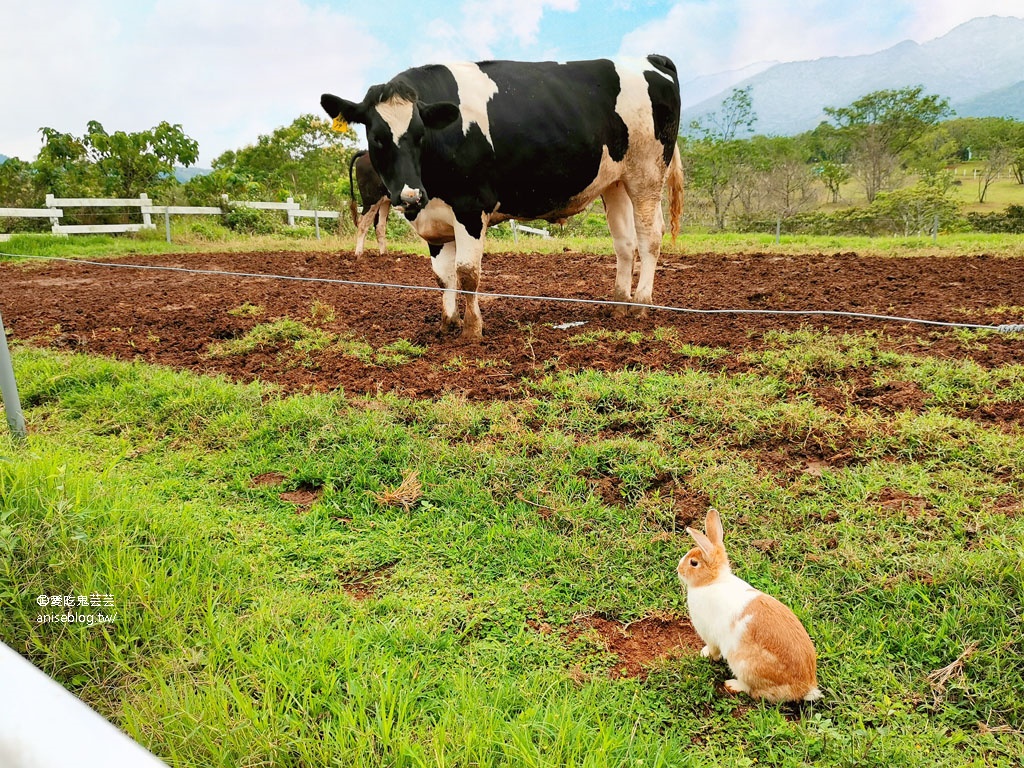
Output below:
[628,303,650,318]
[458,308,484,340]
[439,317,462,335]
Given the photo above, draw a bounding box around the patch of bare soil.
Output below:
[568,614,703,680]
[250,472,323,508]
[2,250,1022,417]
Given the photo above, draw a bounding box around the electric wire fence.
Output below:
[2,251,1024,334]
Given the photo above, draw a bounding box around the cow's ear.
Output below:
[321,94,366,125]
[419,101,461,130]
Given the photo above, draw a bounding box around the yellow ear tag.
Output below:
[331,116,349,133]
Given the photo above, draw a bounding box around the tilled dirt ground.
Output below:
[2,248,1022,401]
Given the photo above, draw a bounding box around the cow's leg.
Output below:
[602,182,639,318]
[430,242,461,333]
[454,219,486,340]
[630,190,665,315]
[355,204,378,258]
[375,198,390,255]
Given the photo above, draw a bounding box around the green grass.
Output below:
[2,334,1022,767]
[5,227,1024,264]
[947,164,1024,212]
[206,315,427,369]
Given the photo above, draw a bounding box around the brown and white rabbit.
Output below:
[677,509,822,703]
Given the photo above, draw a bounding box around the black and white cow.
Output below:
[348,150,391,257]
[322,56,684,339]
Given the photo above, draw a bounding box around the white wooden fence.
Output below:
[0,195,342,242]
[0,205,62,242]
[47,193,154,234]
[1,194,552,242]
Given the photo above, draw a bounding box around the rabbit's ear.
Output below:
[705,509,725,548]
[686,527,716,557]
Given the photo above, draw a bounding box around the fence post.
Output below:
[287,197,295,227]
[45,194,60,234]
[140,193,153,229]
[314,209,320,240]
[0,308,26,439]
[164,210,172,243]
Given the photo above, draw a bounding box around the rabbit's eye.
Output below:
[690,559,699,567]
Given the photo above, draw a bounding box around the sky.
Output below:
[2,0,1024,166]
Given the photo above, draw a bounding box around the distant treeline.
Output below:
[681,86,1024,233]
[0,116,360,233]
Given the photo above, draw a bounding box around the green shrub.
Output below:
[736,207,885,237]
[967,204,1024,234]
[186,218,231,241]
[223,205,282,235]
[736,185,969,237]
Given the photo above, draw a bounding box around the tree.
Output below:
[824,86,952,202]
[871,180,960,236]
[34,127,94,198]
[848,129,902,204]
[731,136,818,220]
[806,122,852,203]
[977,144,1014,203]
[35,121,199,199]
[689,86,756,143]
[684,87,758,229]
[906,124,959,181]
[84,121,199,198]
[683,137,750,230]
[198,115,356,208]
[0,158,45,230]
[815,160,851,204]
[764,157,819,220]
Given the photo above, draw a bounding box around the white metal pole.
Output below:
[0,643,169,767]
[0,308,26,439]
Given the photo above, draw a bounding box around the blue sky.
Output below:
[2,0,1023,166]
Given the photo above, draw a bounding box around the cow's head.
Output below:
[322,83,460,218]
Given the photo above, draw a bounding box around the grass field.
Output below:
[2,293,1023,766]
[4,226,1024,263]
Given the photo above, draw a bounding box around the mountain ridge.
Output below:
[685,15,1024,136]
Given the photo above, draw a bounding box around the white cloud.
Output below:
[0,0,386,165]
[901,0,1024,41]
[620,0,1024,82]
[417,0,579,62]
[1,1,124,160]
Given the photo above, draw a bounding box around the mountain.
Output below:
[174,166,211,183]
[686,16,1024,136]
[954,81,1024,122]
[0,154,7,164]
[680,61,779,110]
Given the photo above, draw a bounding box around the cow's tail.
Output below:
[348,150,365,226]
[667,143,684,242]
